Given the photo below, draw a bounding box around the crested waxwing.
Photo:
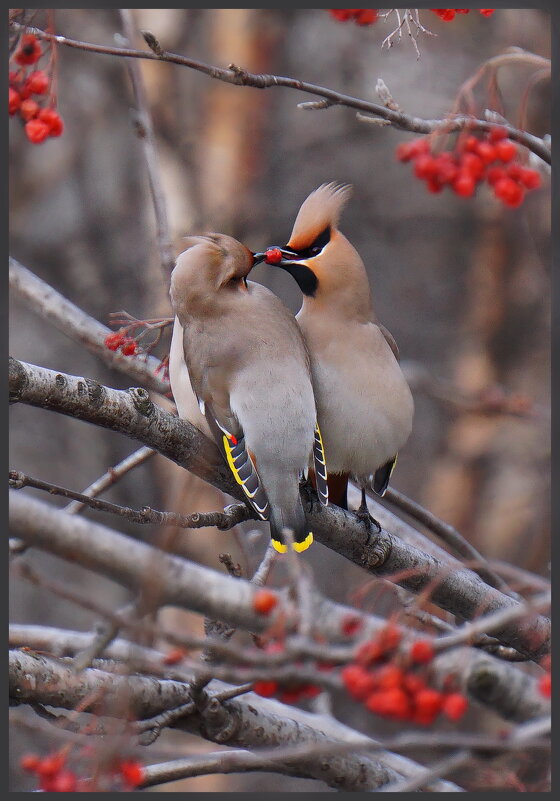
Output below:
[168,232,328,553]
[254,183,414,521]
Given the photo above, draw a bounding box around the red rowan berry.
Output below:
[119,760,144,788]
[475,140,497,164]
[19,98,40,121]
[431,10,457,22]
[414,687,443,719]
[538,673,551,698]
[494,177,524,207]
[488,125,508,142]
[264,247,283,265]
[341,614,362,636]
[252,588,278,615]
[104,331,125,351]
[38,107,64,136]
[303,684,322,698]
[51,770,78,792]
[486,165,507,186]
[120,338,138,356]
[253,680,278,697]
[36,752,66,778]
[341,664,377,700]
[355,10,378,25]
[460,152,485,179]
[9,87,21,115]
[494,139,517,162]
[15,34,42,66]
[377,623,402,653]
[442,692,469,720]
[20,754,40,772]
[374,664,405,690]
[410,639,435,664]
[480,9,495,16]
[26,70,49,95]
[414,153,439,180]
[24,118,50,144]
[518,168,541,190]
[366,687,411,719]
[453,172,476,197]
[403,672,427,695]
[162,647,187,665]
[435,156,458,185]
[329,10,354,22]
[426,176,444,194]
[463,135,480,153]
[356,639,383,665]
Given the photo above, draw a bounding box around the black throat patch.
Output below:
[282,262,318,296]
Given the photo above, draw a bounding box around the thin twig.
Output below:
[10,469,253,530]
[64,446,155,514]
[118,11,175,277]
[9,21,551,163]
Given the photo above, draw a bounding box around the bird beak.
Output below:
[252,247,300,266]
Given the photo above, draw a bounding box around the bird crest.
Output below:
[288,182,353,251]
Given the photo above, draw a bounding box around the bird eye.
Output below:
[310,246,321,255]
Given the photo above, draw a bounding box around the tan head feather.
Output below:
[287,182,353,250]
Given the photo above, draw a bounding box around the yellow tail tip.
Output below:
[272,532,314,554]
[293,532,314,553]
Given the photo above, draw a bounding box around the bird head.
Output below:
[170,233,255,319]
[253,183,371,316]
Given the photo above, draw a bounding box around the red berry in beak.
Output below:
[265,248,283,265]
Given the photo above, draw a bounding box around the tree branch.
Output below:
[118,10,176,277]
[9,357,550,660]
[8,650,408,791]
[9,632,462,791]
[9,258,170,395]
[9,21,551,164]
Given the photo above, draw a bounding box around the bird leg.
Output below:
[355,487,381,532]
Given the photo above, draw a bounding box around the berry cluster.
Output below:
[396,127,542,208]
[329,9,379,26]
[341,625,468,725]
[9,33,64,144]
[104,329,138,356]
[431,9,494,21]
[20,750,144,792]
[329,9,494,26]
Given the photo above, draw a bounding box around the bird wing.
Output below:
[373,454,398,497]
[312,423,329,506]
[203,402,271,522]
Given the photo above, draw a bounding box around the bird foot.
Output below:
[354,502,381,533]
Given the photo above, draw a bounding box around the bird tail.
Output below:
[269,499,313,554]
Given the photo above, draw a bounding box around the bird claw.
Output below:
[355,494,381,532]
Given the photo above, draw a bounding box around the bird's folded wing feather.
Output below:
[204,402,270,522]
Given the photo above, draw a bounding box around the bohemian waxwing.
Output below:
[169,233,328,553]
[254,183,413,521]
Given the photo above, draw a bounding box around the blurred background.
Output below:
[10,8,550,792]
